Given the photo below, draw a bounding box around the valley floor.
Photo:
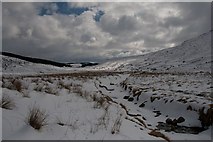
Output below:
[1,70,212,141]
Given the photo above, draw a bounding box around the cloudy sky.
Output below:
[2,2,211,62]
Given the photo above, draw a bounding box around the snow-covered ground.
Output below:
[1,31,212,141]
[1,72,212,140]
[0,55,86,75]
[1,74,159,140]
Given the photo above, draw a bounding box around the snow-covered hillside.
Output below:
[0,55,83,75]
[1,31,211,74]
[1,31,212,141]
[1,71,212,141]
[95,31,212,73]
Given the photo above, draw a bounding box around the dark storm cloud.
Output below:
[2,2,211,62]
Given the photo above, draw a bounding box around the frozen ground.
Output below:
[1,71,212,141]
[1,73,157,140]
[1,31,212,141]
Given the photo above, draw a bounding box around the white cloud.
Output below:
[2,2,211,62]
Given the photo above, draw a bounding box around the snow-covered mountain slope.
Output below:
[2,31,211,74]
[0,55,83,75]
[95,31,212,72]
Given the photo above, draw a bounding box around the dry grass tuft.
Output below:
[2,78,22,91]
[0,95,15,110]
[199,107,213,128]
[111,113,123,134]
[94,96,108,109]
[26,106,48,130]
[44,85,58,96]
[97,104,110,129]
[13,79,22,92]
[148,130,170,142]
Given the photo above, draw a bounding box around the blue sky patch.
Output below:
[94,10,105,22]
[38,2,89,16]
[38,2,105,22]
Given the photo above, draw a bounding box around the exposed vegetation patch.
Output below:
[198,107,213,128]
[148,130,170,142]
[26,106,48,130]
[0,95,15,110]
[111,113,123,134]
[157,122,206,134]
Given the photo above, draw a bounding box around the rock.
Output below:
[128,97,134,102]
[155,113,161,117]
[172,119,178,126]
[177,117,185,123]
[150,96,155,102]
[187,105,192,110]
[123,96,129,99]
[128,86,133,92]
[139,103,145,107]
[166,118,173,125]
[157,122,206,134]
[124,85,127,90]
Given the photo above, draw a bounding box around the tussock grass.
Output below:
[2,78,22,91]
[148,130,171,142]
[44,85,58,96]
[13,79,22,92]
[26,106,48,130]
[111,113,123,134]
[97,104,110,129]
[94,96,107,109]
[0,95,15,110]
[199,107,213,128]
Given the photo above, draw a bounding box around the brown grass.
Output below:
[44,86,58,96]
[0,95,15,110]
[13,79,22,92]
[111,113,123,134]
[94,96,107,109]
[199,107,213,128]
[26,106,48,130]
[148,130,170,142]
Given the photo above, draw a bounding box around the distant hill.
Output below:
[80,62,99,67]
[1,52,72,67]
